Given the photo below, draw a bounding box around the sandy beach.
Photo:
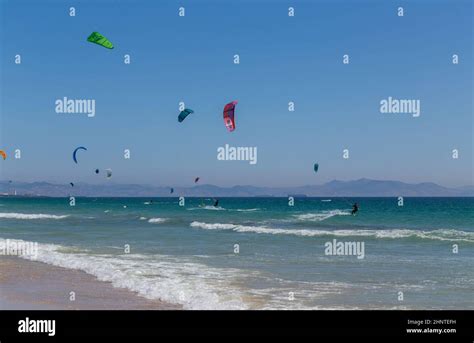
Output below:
[0,256,181,310]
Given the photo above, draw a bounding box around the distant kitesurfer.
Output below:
[213,199,219,207]
[351,203,359,215]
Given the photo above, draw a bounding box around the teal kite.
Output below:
[178,109,194,122]
[87,32,114,49]
[314,163,319,173]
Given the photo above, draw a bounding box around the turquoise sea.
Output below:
[0,197,473,309]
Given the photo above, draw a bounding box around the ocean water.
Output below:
[0,197,473,310]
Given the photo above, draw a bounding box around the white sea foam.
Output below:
[1,238,250,310]
[188,206,225,211]
[1,236,453,310]
[0,212,69,220]
[3,237,370,310]
[188,206,260,212]
[148,218,169,224]
[139,217,147,221]
[293,210,350,222]
[189,222,474,242]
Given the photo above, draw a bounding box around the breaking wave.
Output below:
[2,238,250,310]
[293,210,351,222]
[189,222,474,242]
[148,218,169,224]
[0,212,69,220]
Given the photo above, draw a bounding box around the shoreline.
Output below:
[0,256,181,310]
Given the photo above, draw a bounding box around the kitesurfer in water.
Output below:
[213,199,219,207]
[351,203,359,215]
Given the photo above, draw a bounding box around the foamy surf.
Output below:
[189,222,474,242]
[148,218,169,224]
[2,238,250,310]
[293,210,350,222]
[0,212,69,220]
[2,237,370,310]
[187,206,225,211]
[188,207,260,212]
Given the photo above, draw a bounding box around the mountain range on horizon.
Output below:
[0,178,473,197]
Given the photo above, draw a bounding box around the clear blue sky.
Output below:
[1,0,472,187]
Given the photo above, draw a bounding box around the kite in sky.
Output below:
[223,101,237,132]
[87,32,114,49]
[178,109,194,122]
[314,163,319,173]
[0,150,6,160]
[73,147,87,164]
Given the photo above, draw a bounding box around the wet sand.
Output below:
[0,256,181,310]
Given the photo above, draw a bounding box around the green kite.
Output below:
[87,32,114,49]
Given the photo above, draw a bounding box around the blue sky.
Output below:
[1,0,472,187]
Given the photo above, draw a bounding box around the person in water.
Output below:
[213,199,219,207]
[351,203,359,215]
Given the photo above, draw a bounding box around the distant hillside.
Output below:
[0,179,472,197]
